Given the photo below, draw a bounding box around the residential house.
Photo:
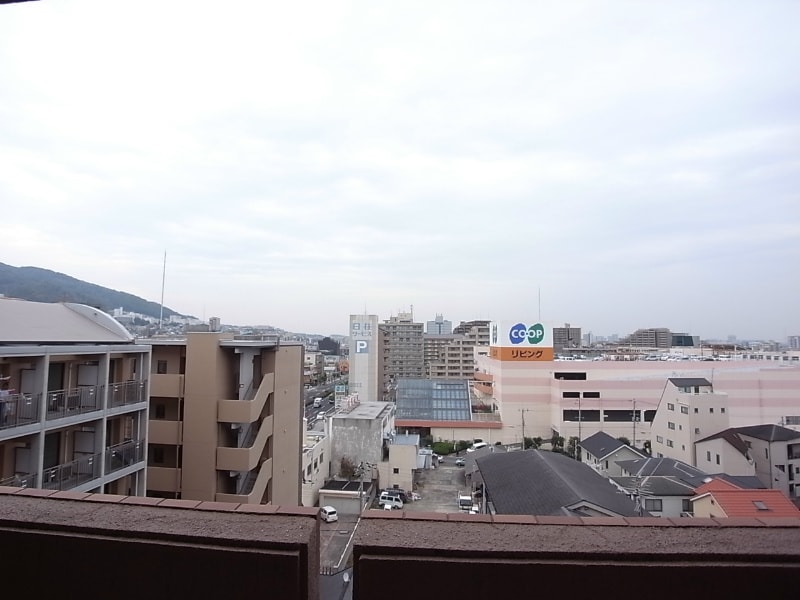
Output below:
[691,480,800,518]
[476,449,641,517]
[580,430,646,477]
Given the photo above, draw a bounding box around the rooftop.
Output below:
[734,424,800,443]
[395,378,472,422]
[332,401,393,421]
[580,431,643,460]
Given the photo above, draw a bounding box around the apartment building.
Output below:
[650,378,730,464]
[145,332,303,505]
[620,328,673,348]
[0,299,150,495]
[381,312,424,393]
[427,320,490,379]
[553,323,582,352]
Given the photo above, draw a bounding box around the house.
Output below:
[691,481,800,518]
[610,475,697,517]
[695,428,756,480]
[730,424,800,498]
[579,431,646,477]
[476,449,641,517]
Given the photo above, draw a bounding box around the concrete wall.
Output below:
[269,344,303,506]
[695,438,755,476]
[387,444,416,491]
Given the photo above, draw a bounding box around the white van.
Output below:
[313,397,322,408]
[378,493,403,510]
[320,506,338,523]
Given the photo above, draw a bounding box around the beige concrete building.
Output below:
[650,378,730,464]
[381,312,424,392]
[427,320,490,379]
[300,423,330,507]
[385,433,418,492]
[0,299,150,496]
[145,332,303,505]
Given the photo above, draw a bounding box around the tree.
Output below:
[524,436,543,450]
[550,434,565,453]
[617,436,631,447]
[567,436,581,460]
[339,456,357,479]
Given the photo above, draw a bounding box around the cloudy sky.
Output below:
[1,1,798,340]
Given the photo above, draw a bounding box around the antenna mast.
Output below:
[159,251,166,330]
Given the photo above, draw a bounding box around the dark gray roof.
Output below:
[611,476,696,497]
[734,424,800,443]
[696,428,750,457]
[710,473,767,490]
[579,431,644,460]
[395,378,472,421]
[668,377,712,387]
[615,457,709,487]
[476,450,639,517]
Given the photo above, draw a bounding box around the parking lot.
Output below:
[404,456,468,513]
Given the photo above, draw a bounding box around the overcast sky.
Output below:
[2,1,798,340]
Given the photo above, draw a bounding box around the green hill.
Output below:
[0,263,188,320]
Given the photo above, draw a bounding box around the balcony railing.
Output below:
[46,387,101,421]
[105,439,145,475]
[41,453,102,491]
[107,380,148,408]
[0,472,37,488]
[0,393,40,430]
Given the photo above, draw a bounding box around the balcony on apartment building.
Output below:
[1,488,799,600]
[0,438,145,492]
[0,380,148,434]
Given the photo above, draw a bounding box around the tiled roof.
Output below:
[611,476,697,497]
[580,431,645,460]
[477,450,639,517]
[616,457,709,487]
[734,424,800,443]
[693,489,800,517]
[696,428,751,457]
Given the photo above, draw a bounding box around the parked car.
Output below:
[320,506,338,523]
[378,493,404,510]
[466,442,488,453]
[382,488,408,502]
[455,458,465,467]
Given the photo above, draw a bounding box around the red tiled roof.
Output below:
[696,489,800,517]
[694,477,744,494]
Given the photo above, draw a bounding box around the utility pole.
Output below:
[632,398,637,448]
[577,397,582,442]
[520,408,532,449]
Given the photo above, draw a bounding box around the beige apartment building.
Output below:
[0,299,150,496]
[427,320,490,379]
[145,332,303,505]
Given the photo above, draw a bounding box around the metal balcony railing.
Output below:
[107,380,148,408]
[0,472,37,489]
[45,386,101,421]
[0,393,40,430]
[105,439,145,475]
[41,453,102,491]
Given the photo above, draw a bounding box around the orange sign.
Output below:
[490,346,554,361]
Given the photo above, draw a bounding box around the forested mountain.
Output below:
[0,263,187,320]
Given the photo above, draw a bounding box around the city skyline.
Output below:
[2,2,798,340]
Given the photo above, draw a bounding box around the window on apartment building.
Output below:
[562,392,580,398]
[668,422,675,430]
[306,465,312,476]
[656,436,663,444]
[154,404,166,419]
[583,392,600,398]
[681,406,689,414]
[721,407,726,413]
[716,454,720,465]
[313,460,318,470]
[320,452,324,464]
[644,498,663,512]
[666,440,674,448]
[393,468,399,474]
[682,445,685,451]
[667,403,675,411]
[695,428,701,435]
[679,425,683,431]
[707,451,711,461]
[156,360,167,375]
[709,408,714,413]
[765,448,770,459]
[694,408,699,414]
[152,447,164,464]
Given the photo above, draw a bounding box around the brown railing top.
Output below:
[357,510,800,559]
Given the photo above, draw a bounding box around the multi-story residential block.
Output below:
[620,328,673,348]
[0,299,150,495]
[650,378,730,464]
[381,312,424,393]
[427,320,490,380]
[694,429,756,479]
[348,314,382,401]
[553,323,582,352]
[145,332,303,505]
